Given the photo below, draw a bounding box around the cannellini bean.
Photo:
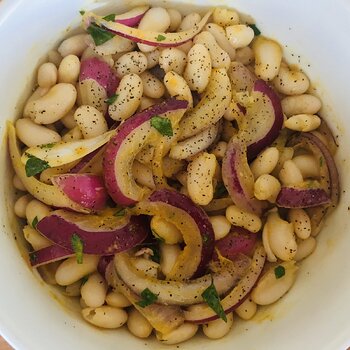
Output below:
[92,35,135,56]
[281,94,322,117]
[77,79,107,114]
[254,174,281,203]
[156,323,198,345]
[151,216,183,244]
[226,25,254,49]
[279,159,304,186]
[25,199,51,227]
[160,243,181,277]
[106,291,132,308]
[209,215,231,240]
[81,272,107,308]
[167,8,182,32]
[294,237,316,261]
[250,147,279,179]
[48,50,63,67]
[251,261,298,305]
[194,31,230,70]
[58,54,80,84]
[144,49,160,69]
[213,8,239,26]
[265,211,297,261]
[211,141,227,160]
[133,257,159,278]
[164,71,193,108]
[159,48,187,75]
[65,280,82,297]
[177,40,193,55]
[288,209,311,240]
[226,205,262,233]
[62,126,83,141]
[55,255,99,286]
[235,46,254,65]
[60,107,77,129]
[253,37,283,81]
[81,47,114,67]
[37,62,58,88]
[16,118,61,147]
[187,152,216,205]
[284,114,321,132]
[293,154,320,178]
[24,83,77,124]
[109,73,143,121]
[13,174,26,191]
[127,308,153,339]
[272,147,294,177]
[137,7,171,52]
[138,96,161,111]
[205,23,236,60]
[273,65,310,95]
[82,306,128,329]
[24,86,49,108]
[262,215,277,262]
[203,313,233,339]
[14,194,32,219]
[140,71,165,99]
[80,297,88,308]
[115,51,148,77]
[235,297,257,320]
[132,160,155,189]
[58,34,89,57]
[178,13,201,31]
[162,156,185,177]
[73,105,107,138]
[183,44,212,93]
[176,171,187,186]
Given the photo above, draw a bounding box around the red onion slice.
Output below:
[114,6,149,26]
[30,245,73,267]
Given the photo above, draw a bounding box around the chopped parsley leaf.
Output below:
[214,183,228,198]
[248,24,261,36]
[105,93,119,105]
[150,244,160,264]
[319,157,324,167]
[150,116,173,136]
[155,34,166,42]
[71,233,84,264]
[25,154,50,177]
[32,216,39,229]
[202,279,227,322]
[113,208,126,217]
[81,276,89,285]
[79,10,85,16]
[39,142,55,149]
[103,13,116,21]
[29,252,37,264]
[274,265,285,279]
[136,288,158,308]
[87,23,115,46]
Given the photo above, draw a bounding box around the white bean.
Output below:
[81,272,107,308]
[92,35,135,56]
[127,308,153,339]
[187,152,217,206]
[167,8,182,32]
[293,154,320,178]
[25,199,51,227]
[137,7,171,52]
[213,8,239,26]
[109,73,143,121]
[235,297,257,320]
[177,40,193,55]
[235,46,255,65]
[183,44,212,93]
[37,62,58,88]
[77,79,107,114]
[55,255,99,286]
[273,65,310,95]
[13,174,26,191]
[284,114,321,132]
[226,25,254,49]
[156,323,198,345]
[115,51,148,77]
[132,160,155,189]
[254,174,281,203]
[211,141,227,160]
[106,291,132,308]
[250,147,279,179]
[279,159,304,186]
[288,209,311,240]
[164,71,193,108]
[48,50,63,67]
[262,215,277,262]
[294,237,316,261]
[138,96,161,111]
[140,71,165,99]
[272,147,294,177]
[133,257,159,279]
[74,105,107,138]
[16,118,61,147]
[281,94,322,117]
[14,194,32,219]
[144,49,160,69]
[253,37,283,81]
[159,48,187,75]
[58,34,89,57]
[251,261,298,305]
[24,86,49,110]
[65,280,82,297]
[151,216,183,244]
[226,205,262,233]
[24,83,77,124]
[178,13,201,31]
[82,306,128,329]
[203,313,233,339]
[61,107,77,129]
[58,54,80,84]
[194,31,230,70]
[209,215,231,240]
[62,126,83,141]
[160,243,181,277]
[81,47,114,67]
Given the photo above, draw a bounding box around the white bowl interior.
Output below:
[0,0,350,349]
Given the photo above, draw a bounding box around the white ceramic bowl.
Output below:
[1,0,350,349]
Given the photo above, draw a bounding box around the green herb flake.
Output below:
[103,13,116,22]
[29,252,37,264]
[214,183,228,198]
[150,244,160,264]
[105,93,119,105]
[39,142,55,149]
[32,216,39,229]
[81,276,89,285]
[79,10,85,16]
[150,116,173,136]
[155,34,166,42]
[136,288,158,308]
[87,23,115,46]
[274,265,285,279]
[248,24,261,36]
[71,233,84,264]
[201,279,227,322]
[319,157,324,167]
[113,208,126,217]
[25,154,50,177]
